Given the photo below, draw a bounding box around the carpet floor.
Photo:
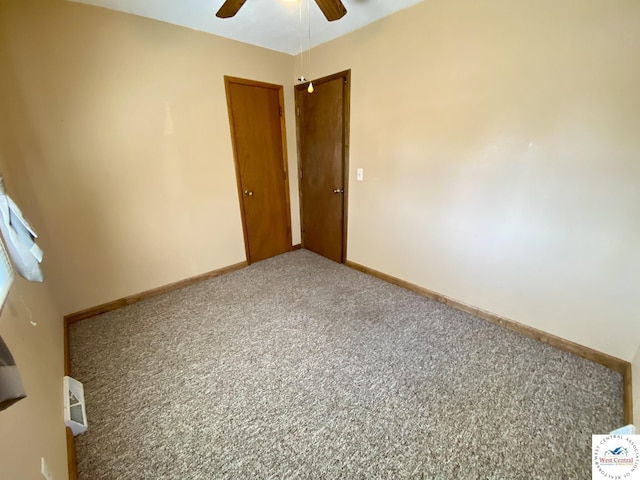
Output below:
[70,249,623,479]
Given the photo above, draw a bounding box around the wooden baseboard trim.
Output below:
[345,260,634,425]
[66,427,78,480]
[623,367,634,425]
[64,261,248,325]
[64,314,71,376]
[292,244,302,251]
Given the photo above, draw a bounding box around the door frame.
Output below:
[224,76,293,264]
[295,70,351,263]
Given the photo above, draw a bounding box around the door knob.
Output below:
[332,189,344,193]
[244,190,254,196]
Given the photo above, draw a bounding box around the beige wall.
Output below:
[0,8,68,478]
[297,0,640,361]
[0,0,300,315]
[0,282,67,480]
[634,345,640,424]
[0,163,67,477]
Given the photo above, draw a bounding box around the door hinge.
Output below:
[296,107,300,117]
[279,106,283,116]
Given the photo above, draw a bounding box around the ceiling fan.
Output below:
[216,0,347,22]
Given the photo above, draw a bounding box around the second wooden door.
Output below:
[296,71,350,263]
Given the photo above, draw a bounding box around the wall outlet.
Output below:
[356,168,363,181]
[41,457,53,480]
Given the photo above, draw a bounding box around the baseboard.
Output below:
[64,314,71,376]
[345,260,634,425]
[66,427,78,480]
[292,244,302,250]
[623,367,633,425]
[64,261,248,325]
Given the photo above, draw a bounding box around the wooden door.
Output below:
[225,77,292,264]
[296,71,350,263]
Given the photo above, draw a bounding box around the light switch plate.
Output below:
[356,168,363,181]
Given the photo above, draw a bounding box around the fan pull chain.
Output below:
[298,0,305,83]
[307,0,314,93]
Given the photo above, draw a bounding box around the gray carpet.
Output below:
[70,249,623,479]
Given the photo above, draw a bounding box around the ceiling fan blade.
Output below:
[216,0,247,18]
[314,0,347,22]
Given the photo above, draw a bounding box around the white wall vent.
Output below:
[63,376,88,436]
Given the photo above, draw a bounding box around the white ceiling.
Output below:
[69,0,424,55]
